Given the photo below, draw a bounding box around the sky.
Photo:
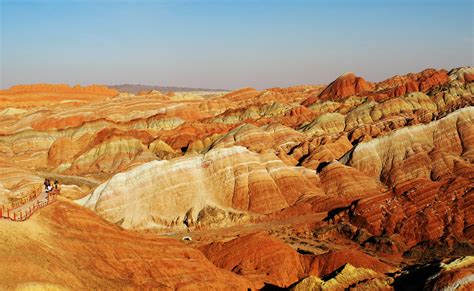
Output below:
[0,0,473,89]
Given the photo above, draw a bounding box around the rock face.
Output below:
[348,107,474,247]
[0,67,473,289]
[0,199,253,290]
[78,146,320,229]
[305,249,395,277]
[199,232,395,289]
[200,232,305,288]
[292,264,390,291]
[0,84,118,109]
[375,68,450,99]
[210,123,306,153]
[349,107,473,186]
[0,67,471,176]
[316,72,374,102]
[424,256,474,290]
[303,68,459,107]
[0,163,43,204]
[1,83,118,95]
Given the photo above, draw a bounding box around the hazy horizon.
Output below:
[1,0,473,90]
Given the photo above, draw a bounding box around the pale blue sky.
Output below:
[1,0,473,89]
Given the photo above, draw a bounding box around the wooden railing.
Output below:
[0,184,42,214]
[0,187,59,221]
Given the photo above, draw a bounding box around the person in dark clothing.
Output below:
[54,180,59,190]
[45,179,54,193]
[44,179,50,191]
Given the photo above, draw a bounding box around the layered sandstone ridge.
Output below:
[77,139,396,231]
[349,106,474,186]
[200,232,306,288]
[1,84,118,95]
[0,67,473,289]
[78,146,321,229]
[0,67,471,179]
[425,256,474,290]
[0,199,253,290]
[291,264,390,291]
[0,84,118,109]
[316,72,373,101]
[199,232,395,288]
[344,107,474,248]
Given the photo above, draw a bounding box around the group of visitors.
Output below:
[43,178,59,193]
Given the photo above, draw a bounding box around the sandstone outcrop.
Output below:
[0,67,473,289]
[346,107,474,248]
[0,199,253,290]
[210,123,306,153]
[200,232,305,288]
[424,256,474,290]
[348,107,473,186]
[305,249,395,277]
[78,146,321,229]
[1,84,118,95]
[374,68,450,99]
[0,84,118,109]
[0,164,43,204]
[292,263,391,291]
[304,72,373,104]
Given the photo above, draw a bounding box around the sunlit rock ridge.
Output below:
[0,67,473,289]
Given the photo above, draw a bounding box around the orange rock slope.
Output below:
[0,199,253,290]
[0,84,119,109]
[0,66,473,289]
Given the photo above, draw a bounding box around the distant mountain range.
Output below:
[109,84,228,94]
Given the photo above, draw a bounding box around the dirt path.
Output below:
[35,172,102,188]
[158,212,327,246]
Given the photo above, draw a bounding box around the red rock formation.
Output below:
[0,83,118,96]
[48,135,93,168]
[304,68,452,104]
[303,72,373,104]
[0,67,472,289]
[318,162,386,199]
[0,84,119,109]
[374,69,450,99]
[90,128,155,148]
[78,146,322,229]
[0,199,253,289]
[49,128,157,175]
[220,87,261,102]
[425,257,474,290]
[464,73,474,82]
[200,232,305,288]
[347,108,474,248]
[303,249,395,277]
[160,122,239,151]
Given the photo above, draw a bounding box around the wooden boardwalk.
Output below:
[0,188,59,221]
